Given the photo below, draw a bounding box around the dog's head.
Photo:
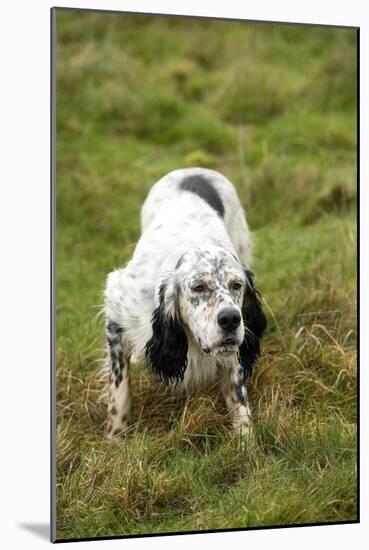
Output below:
[145,245,266,383]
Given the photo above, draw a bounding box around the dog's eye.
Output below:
[192,283,206,292]
[231,282,242,291]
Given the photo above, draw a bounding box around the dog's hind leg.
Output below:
[226,206,253,268]
[105,320,131,438]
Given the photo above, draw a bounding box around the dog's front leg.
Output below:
[105,320,131,438]
[221,363,252,437]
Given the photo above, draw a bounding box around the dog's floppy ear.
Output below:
[145,281,188,384]
[238,269,267,379]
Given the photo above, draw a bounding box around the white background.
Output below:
[0,0,366,548]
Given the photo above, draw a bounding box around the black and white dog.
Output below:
[104,168,266,438]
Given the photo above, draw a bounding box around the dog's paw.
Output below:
[105,416,130,439]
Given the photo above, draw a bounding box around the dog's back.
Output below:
[141,167,252,267]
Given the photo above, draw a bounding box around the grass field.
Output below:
[55,10,357,540]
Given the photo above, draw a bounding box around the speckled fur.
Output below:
[104,168,266,437]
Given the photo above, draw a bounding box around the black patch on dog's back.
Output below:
[180,174,225,218]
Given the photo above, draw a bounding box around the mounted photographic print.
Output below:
[51,7,358,542]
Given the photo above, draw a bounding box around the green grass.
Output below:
[55,10,357,540]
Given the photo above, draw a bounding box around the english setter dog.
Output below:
[104,168,266,438]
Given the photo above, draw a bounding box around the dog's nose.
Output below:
[217,308,241,332]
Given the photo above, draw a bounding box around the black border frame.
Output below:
[50,7,360,543]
